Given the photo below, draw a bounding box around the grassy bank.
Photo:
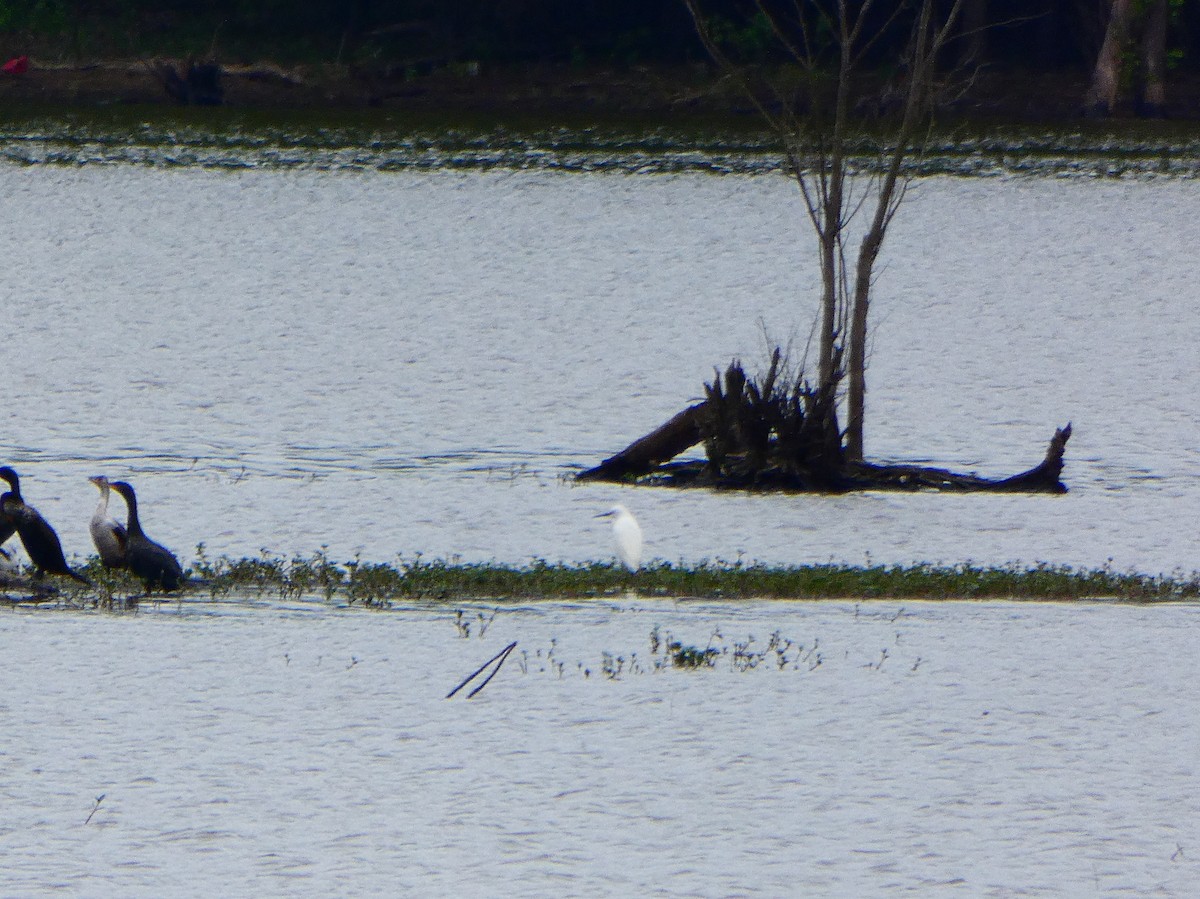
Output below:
[3,103,1200,176]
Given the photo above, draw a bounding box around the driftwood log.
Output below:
[578,408,1072,494]
[576,403,706,483]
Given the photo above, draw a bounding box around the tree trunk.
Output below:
[1138,0,1168,116]
[845,0,944,462]
[816,165,842,394]
[1086,0,1132,117]
[845,238,873,462]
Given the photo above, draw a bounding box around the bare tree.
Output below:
[684,0,965,462]
[580,0,1072,493]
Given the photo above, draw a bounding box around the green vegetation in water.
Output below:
[668,641,721,669]
[16,546,1189,608]
[533,626,822,681]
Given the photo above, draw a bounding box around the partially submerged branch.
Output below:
[845,423,1072,493]
[577,357,1070,494]
[576,403,707,482]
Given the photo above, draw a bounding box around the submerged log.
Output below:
[578,407,1072,494]
[843,423,1072,493]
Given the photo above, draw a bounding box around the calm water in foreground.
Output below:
[1,597,1197,896]
[2,148,1199,895]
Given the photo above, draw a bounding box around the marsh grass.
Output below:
[512,623,832,682]
[581,626,823,679]
[5,549,1199,607]
[669,642,721,669]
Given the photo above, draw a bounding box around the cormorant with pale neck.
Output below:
[88,475,127,569]
[109,480,184,592]
[0,466,90,584]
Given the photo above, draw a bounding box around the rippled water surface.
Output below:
[2,162,1198,573]
[1,597,1197,896]
[3,151,1199,895]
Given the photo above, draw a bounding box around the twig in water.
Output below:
[447,641,518,699]
[84,794,105,825]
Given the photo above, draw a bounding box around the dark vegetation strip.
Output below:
[4,108,1200,176]
[49,549,1198,607]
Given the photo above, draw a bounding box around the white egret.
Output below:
[596,504,643,572]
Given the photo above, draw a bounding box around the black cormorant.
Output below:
[0,466,90,584]
[109,480,184,592]
[0,485,15,553]
[88,475,127,568]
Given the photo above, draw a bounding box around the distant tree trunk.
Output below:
[1086,0,1131,116]
[1086,0,1169,117]
[1139,0,1169,116]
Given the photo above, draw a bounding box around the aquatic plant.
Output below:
[518,639,566,679]
[669,642,720,669]
[84,794,105,826]
[7,550,1200,608]
[453,608,497,638]
[595,626,820,676]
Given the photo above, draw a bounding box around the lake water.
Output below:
[1,596,1197,896]
[2,141,1199,896]
[0,161,1198,575]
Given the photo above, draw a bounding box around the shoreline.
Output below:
[4,58,1200,124]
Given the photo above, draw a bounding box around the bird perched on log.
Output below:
[595,503,643,572]
[0,466,90,584]
[88,475,127,569]
[108,480,184,592]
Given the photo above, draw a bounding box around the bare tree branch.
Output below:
[686,0,970,462]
